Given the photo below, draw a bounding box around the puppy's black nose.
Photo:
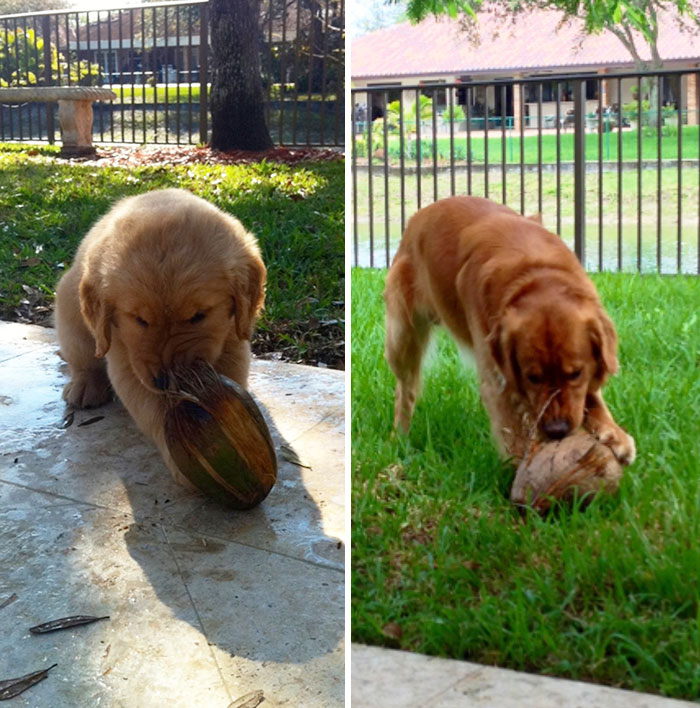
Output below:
[543,419,571,440]
[153,371,170,390]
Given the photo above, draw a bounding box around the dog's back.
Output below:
[386,197,516,346]
[385,196,584,343]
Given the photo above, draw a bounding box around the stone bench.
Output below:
[0,86,117,156]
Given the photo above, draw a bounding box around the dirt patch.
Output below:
[255,318,344,370]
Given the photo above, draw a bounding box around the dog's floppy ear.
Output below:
[79,270,113,358]
[230,254,267,341]
[526,212,542,224]
[488,310,523,394]
[589,308,618,383]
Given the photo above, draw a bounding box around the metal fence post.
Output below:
[198,2,209,145]
[41,14,55,144]
[573,79,586,264]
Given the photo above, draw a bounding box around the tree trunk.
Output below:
[607,21,664,127]
[209,0,273,151]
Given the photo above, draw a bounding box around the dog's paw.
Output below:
[595,426,636,466]
[63,370,112,409]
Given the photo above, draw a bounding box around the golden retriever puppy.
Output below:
[384,195,635,465]
[55,188,266,485]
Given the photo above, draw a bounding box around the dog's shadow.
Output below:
[59,376,344,667]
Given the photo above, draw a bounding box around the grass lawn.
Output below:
[109,86,339,108]
[351,267,700,701]
[0,143,344,367]
[111,85,203,104]
[355,124,700,164]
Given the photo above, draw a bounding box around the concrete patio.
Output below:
[352,644,699,708]
[0,321,344,707]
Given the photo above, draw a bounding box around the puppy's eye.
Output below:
[189,312,206,325]
[136,316,149,328]
[527,373,542,385]
[566,369,582,381]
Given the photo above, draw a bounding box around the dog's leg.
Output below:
[585,391,636,465]
[385,288,432,433]
[55,268,111,408]
[216,337,252,389]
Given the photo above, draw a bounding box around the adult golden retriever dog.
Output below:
[55,188,266,485]
[384,195,635,465]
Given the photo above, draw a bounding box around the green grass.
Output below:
[351,267,700,700]
[0,144,344,367]
[109,85,203,104]
[355,124,699,164]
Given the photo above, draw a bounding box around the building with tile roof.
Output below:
[351,10,700,129]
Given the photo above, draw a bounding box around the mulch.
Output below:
[62,143,344,168]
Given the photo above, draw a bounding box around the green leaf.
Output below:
[612,2,622,23]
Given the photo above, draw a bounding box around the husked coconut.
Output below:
[510,431,624,512]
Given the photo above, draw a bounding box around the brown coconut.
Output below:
[510,431,624,512]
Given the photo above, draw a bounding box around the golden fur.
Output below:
[55,188,266,485]
[384,195,635,465]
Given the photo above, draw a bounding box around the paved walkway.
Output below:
[352,644,698,708]
[0,322,344,707]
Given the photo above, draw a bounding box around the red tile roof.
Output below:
[352,10,700,79]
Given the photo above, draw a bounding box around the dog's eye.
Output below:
[566,369,582,381]
[527,373,542,385]
[189,312,206,325]
[136,316,149,328]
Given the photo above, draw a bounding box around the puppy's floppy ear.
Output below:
[79,270,113,358]
[589,307,618,383]
[230,253,267,341]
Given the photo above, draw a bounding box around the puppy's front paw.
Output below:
[63,369,112,409]
[596,425,636,466]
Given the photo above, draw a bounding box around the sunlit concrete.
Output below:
[352,644,698,708]
[0,321,344,707]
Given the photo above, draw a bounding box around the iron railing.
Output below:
[351,69,700,274]
[0,0,344,147]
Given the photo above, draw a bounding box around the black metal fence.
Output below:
[0,0,344,147]
[351,69,700,274]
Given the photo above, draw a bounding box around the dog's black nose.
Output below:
[543,419,571,440]
[153,371,170,390]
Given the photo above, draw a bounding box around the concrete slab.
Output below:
[0,321,344,707]
[352,644,698,708]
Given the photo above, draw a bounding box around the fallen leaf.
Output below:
[228,690,265,708]
[29,615,110,634]
[280,444,311,469]
[0,664,57,700]
[77,415,105,427]
[0,593,17,611]
[381,622,403,641]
